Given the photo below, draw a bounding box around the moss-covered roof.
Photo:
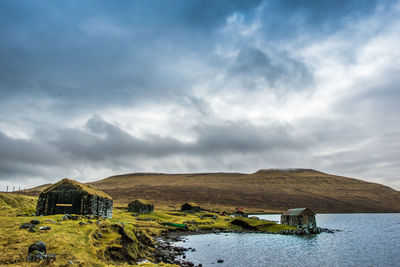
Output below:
[283,208,315,216]
[130,199,152,205]
[41,178,112,200]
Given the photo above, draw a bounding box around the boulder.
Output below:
[128,199,154,214]
[27,241,55,263]
[20,223,35,229]
[28,241,46,254]
[61,214,71,220]
[39,226,51,230]
[30,219,40,225]
[27,251,45,262]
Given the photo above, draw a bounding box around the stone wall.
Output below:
[280,215,317,228]
[36,184,113,218]
[36,195,47,216]
[87,195,113,218]
[128,200,154,214]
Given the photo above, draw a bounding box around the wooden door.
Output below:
[48,191,82,214]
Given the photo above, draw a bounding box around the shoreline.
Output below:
[154,225,339,266]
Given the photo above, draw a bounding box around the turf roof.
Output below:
[130,199,152,205]
[41,178,112,199]
[282,208,315,216]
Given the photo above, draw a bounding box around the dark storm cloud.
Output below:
[0,0,263,103]
[0,0,379,102]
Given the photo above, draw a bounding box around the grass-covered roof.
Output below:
[41,178,112,200]
[130,199,152,205]
[282,208,315,216]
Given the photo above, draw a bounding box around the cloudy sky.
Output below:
[1,0,400,190]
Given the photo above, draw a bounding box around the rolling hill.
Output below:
[29,169,400,213]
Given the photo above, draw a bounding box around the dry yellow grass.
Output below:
[0,192,292,266]
[0,193,173,266]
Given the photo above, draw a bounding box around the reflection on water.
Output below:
[173,213,400,267]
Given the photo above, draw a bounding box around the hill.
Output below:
[30,169,400,213]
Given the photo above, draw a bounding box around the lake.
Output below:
[173,213,400,267]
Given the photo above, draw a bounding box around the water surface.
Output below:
[174,213,400,267]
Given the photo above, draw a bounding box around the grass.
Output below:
[0,192,296,266]
[0,193,37,216]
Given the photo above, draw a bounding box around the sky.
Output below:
[1,0,400,190]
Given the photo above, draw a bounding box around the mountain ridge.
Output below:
[27,169,400,213]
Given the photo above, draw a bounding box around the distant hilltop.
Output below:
[28,169,400,213]
[254,168,325,174]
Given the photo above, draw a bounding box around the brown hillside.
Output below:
[29,169,400,213]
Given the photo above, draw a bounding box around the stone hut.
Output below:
[128,199,154,214]
[180,202,202,212]
[280,208,316,228]
[36,178,113,218]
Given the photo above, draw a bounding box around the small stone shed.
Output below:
[128,199,154,214]
[280,208,316,228]
[36,178,113,218]
[180,202,202,212]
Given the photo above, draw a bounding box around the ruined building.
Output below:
[128,199,154,214]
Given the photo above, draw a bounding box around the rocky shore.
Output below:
[279,227,339,235]
[154,235,198,267]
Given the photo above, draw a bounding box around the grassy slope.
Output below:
[82,169,400,213]
[0,193,292,266]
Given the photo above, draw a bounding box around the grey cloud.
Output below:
[54,116,309,159]
[193,122,312,154]
[0,132,60,166]
[229,47,314,92]
[0,131,68,182]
